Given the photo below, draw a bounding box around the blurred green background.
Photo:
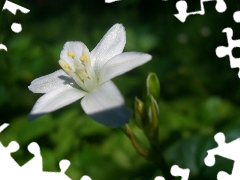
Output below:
[1,0,240,179]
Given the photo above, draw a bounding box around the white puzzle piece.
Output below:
[204,132,240,180]
[0,123,74,180]
[171,165,190,180]
[216,11,240,78]
[174,0,227,22]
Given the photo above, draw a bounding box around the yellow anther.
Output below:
[80,55,85,62]
[81,48,91,65]
[59,59,73,73]
[67,52,75,58]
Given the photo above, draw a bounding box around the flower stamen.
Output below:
[59,59,88,91]
[67,52,75,58]
[76,69,89,80]
[59,59,73,73]
[80,48,91,65]
[80,55,85,62]
[59,47,98,92]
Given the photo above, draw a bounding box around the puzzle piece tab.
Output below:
[1,1,30,51]
[0,44,7,51]
[215,10,240,78]
[21,142,42,173]
[0,123,9,132]
[174,0,227,22]
[0,123,72,180]
[2,0,30,33]
[0,123,20,171]
[105,0,120,3]
[204,132,240,180]
[171,165,190,180]
[34,160,71,180]
[80,176,92,180]
[2,0,30,15]
[233,11,240,23]
[215,27,240,78]
[0,141,20,172]
[154,176,165,180]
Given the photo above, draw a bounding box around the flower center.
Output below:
[59,48,98,92]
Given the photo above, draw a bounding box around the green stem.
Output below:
[147,130,174,180]
[147,146,174,180]
[120,124,174,180]
[119,124,149,157]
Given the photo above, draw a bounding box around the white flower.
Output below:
[28,23,152,127]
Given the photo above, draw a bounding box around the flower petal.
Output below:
[28,70,74,93]
[28,86,87,120]
[99,52,152,84]
[60,41,88,70]
[81,81,131,127]
[90,24,126,75]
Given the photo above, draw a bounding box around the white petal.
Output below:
[99,52,152,84]
[28,70,74,93]
[28,86,87,120]
[60,41,88,70]
[81,81,131,127]
[90,24,126,75]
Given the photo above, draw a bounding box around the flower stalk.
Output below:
[122,73,174,180]
[120,124,149,157]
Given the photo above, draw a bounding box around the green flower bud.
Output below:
[146,73,160,100]
[148,95,159,136]
[134,97,145,128]
[142,94,160,140]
